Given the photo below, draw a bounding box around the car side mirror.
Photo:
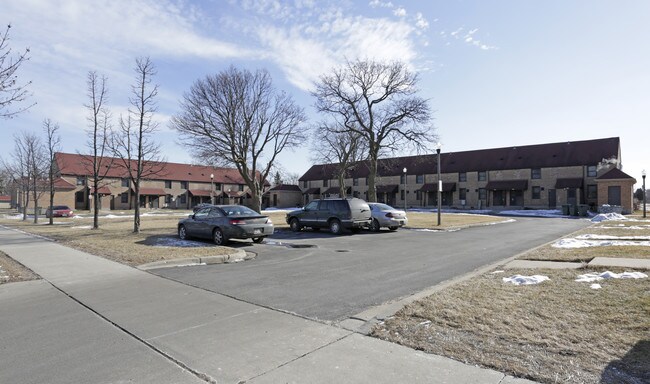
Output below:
[189,214,194,219]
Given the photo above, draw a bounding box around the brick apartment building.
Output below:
[19,153,269,211]
[298,137,637,213]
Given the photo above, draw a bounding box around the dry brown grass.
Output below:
[372,217,650,383]
[0,213,234,267]
[372,267,649,383]
[522,220,650,262]
[0,251,40,284]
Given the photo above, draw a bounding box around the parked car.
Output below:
[285,198,372,235]
[178,204,274,245]
[368,203,408,231]
[45,205,74,218]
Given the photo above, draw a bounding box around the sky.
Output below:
[2,0,649,186]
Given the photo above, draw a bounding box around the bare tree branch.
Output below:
[312,58,437,202]
[172,66,307,212]
[109,57,165,233]
[44,119,61,225]
[0,24,34,119]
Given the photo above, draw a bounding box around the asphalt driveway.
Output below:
[152,217,589,322]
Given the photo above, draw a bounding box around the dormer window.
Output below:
[587,166,597,177]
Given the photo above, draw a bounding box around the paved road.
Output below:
[152,217,589,322]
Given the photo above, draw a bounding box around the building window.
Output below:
[180,181,188,189]
[587,166,597,177]
[400,190,405,200]
[121,193,128,204]
[238,184,244,192]
[478,188,487,200]
[164,180,172,188]
[416,175,424,184]
[353,178,359,186]
[416,190,421,200]
[531,168,541,179]
[215,183,221,191]
[400,174,406,184]
[532,186,541,199]
[302,180,308,188]
[76,177,86,186]
[459,172,467,182]
[478,171,487,181]
[121,178,129,187]
[165,194,172,204]
[459,188,467,200]
[587,185,597,199]
[75,191,85,203]
[323,179,328,187]
[179,194,187,204]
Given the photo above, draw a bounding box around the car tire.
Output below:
[252,237,264,243]
[370,219,381,232]
[329,219,342,235]
[289,218,302,232]
[213,228,228,245]
[389,226,399,231]
[178,225,189,240]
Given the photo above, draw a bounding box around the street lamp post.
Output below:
[643,169,647,218]
[210,173,214,205]
[403,167,407,212]
[436,143,442,226]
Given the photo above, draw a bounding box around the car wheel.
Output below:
[252,237,264,243]
[329,219,342,235]
[213,228,228,245]
[289,218,302,232]
[370,219,381,232]
[389,226,398,231]
[178,225,189,240]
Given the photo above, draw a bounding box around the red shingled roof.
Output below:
[55,153,267,185]
[0,195,10,202]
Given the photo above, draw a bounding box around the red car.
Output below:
[45,205,74,218]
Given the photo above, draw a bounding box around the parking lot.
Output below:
[152,217,590,323]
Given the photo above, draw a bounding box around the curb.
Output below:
[137,249,252,270]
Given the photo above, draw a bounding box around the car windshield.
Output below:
[372,203,395,211]
[222,206,260,216]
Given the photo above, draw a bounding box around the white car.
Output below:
[368,203,408,231]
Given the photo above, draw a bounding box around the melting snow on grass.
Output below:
[502,275,550,285]
[153,237,210,248]
[553,238,650,248]
[576,234,650,241]
[575,271,648,282]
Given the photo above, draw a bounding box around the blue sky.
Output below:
[3,0,649,186]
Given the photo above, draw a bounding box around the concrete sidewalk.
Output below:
[0,226,533,384]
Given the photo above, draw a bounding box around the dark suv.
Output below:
[285,198,372,235]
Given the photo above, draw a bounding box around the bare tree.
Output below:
[1,24,33,119]
[44,119,61,225]
[6,132,47,222]
[172,66,307,213]
[110,57,165,233]
[312,59,436,202]
[83,71,112,229]
[310,122,366,197]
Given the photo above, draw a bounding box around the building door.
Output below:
[509,190,524,207]
[567,188,577,206]
[608,186,621,206]
[548,189,556,208]
[273,194,278,207]
[493,190,506,206]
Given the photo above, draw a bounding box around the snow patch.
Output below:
[577,234,650,241]
[153,237,210,248]
[499,209,565,217]
[553,238,650,248]
[591,213,627,222]
[503,275,549,285]
[590,283,602,289]
[71,225,92,229]
[575,271,648,282]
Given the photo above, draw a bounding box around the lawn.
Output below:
[372,216,650,383]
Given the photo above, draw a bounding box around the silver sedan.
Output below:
[368,203,408,231]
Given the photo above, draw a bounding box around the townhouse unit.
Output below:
[298,137,637,213]
[40,152,267,211]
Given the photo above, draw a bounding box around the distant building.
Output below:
[298,137,637,214]
[264,184,303,208]
[17,153,270,211]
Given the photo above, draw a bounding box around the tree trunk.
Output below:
[338,173,346,198]
[367,153,379,202]
[133,187,141,233]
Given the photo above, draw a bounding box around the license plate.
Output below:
[254,228,263,235]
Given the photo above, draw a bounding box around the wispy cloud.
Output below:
[369,0,394,8]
